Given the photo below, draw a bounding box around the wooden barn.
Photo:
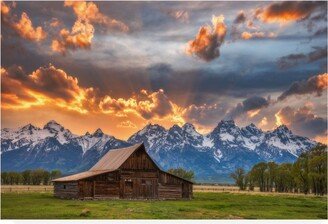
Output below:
[52,143,193,200]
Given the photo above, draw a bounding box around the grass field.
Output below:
[1,192,327,219]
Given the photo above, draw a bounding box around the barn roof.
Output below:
[52,170,114,181]
[53,143,193,183]
[53,143,143,182]
[90,143,143,171]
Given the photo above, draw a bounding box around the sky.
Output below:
[1,1,327,143]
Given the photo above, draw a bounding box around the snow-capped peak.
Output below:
[273,125,292,136]
[20,124,40,132]
[93,128,104,137]
[43,120,64,132]
[242,123,263,136]
[182,123,196,132]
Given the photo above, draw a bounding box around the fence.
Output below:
[1,185,54,193]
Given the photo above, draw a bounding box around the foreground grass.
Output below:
[1,192,327,219]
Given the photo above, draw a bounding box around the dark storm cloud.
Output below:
[234,11,246,24]
[277,46,327,69]
[276,106,327,138]
[183,103,229,126]
[278,73,328,101]
[226,96,270,119]
[313,27,327,37]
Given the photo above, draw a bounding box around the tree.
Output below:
[293,153,310,194]
[30,169,45,185]
[267,162,277,192]
[22,170,32,185]
[308,144,327,195]
[230,168,247,190]
[50,170,62,180]
[42,171,50,185]
[167,168,194,181]
[249,162,267,191]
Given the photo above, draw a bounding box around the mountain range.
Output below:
[1,120,317,182]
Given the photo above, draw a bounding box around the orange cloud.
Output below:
[1,3,47,42]
[186,15,227,61]
[117,120,137,129]
[1,65,87,113]
[241,31,277,40]
[2,65,184,125]
[51,20,94,54]
[52,1,128,54]
[64,1,128,32]
[1,1,10,15]
[50,18,60,27]
[99,89,179,121]
[12,12,47,42]
[255,1,324,24]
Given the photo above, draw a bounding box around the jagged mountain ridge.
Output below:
[1,120,317,182]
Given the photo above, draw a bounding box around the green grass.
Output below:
[1,192,327,219]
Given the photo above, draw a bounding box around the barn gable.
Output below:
[120,145,159,170]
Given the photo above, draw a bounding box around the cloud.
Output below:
[1,64,87,112]
[234,11,246,24]
[275,105,327,139]
[117,120,137,129]
[1,2,47,42]
[99,89,175,120]
[186,15,227,61]
[167,10,189,23]
[278,73,328,101]
[1,64,183,122]
[241,31,276,40]
[183,103,228,127]
[255,1,325,24]
[52,1,128,54]
[231,10,277,41]
[277,46,327,69]
[226,96,270,119]
[1,1,11,15]
[51,19,94,54]
[49,18,61,27]
[64,1,129,32]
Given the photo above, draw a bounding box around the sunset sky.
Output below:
[1,1,327,143]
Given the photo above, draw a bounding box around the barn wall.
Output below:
[158,171,192,199]
[54,182,79,199]
[119,170,159,199]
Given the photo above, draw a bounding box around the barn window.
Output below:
[125,180,133,188]
[146,180,152,186]
[63,184,66,189]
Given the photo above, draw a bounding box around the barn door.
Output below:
[182,182,190,198]
[140,179,158,199]
[82,181,94,198]
[124,179,133,198]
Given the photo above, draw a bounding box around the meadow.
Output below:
[1,191,327,219]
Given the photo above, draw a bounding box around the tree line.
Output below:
[1,169,62,185]
[230,144,327,195]
[168,167,195,181]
